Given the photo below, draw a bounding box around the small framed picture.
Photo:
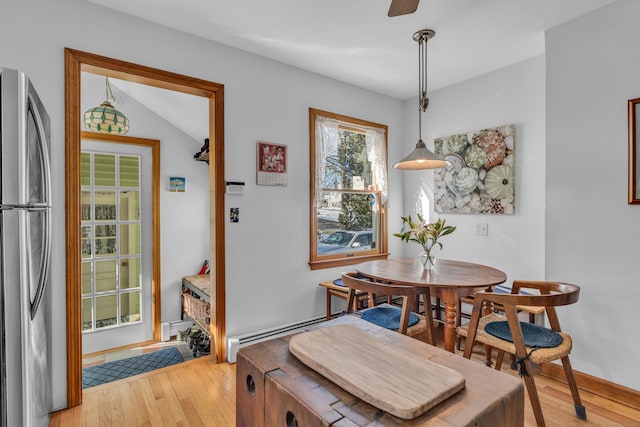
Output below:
[169,177,186,192]
[230,207,239,223]
[257,141,287,186]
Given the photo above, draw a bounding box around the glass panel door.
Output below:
[80,141,151,353]
[81,152,142,331]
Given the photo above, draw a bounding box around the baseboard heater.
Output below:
[227,315,326,363]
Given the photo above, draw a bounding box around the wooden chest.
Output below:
[236,316,524,426]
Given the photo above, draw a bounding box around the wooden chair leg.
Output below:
[435,297,442,320]
[484,345,493,367]
[325,289,332,320]
[520,360,546,427]
[495,350,505,371]
[368,293,376,308]
[561,356,587,420]
[420,292,436,346]
[456,299,463,350]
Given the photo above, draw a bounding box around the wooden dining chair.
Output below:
[457,280,586,427]
[341,272,436,345]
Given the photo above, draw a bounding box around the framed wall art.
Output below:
[628,98,640,204]
[434,124,515,214]
[257,141,287,186]
[169,177,185,192]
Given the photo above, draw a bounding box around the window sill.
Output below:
[308,252,389,270]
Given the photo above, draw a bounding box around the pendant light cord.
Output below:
[418,36,423,140]
[106,77,116,103]
[417,32,429,141]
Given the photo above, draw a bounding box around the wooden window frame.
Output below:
[309,108,389,270]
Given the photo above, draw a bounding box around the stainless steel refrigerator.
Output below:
[0,67,52,427]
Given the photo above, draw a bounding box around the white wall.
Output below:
[546,0,640,390]
[397,56,546,284]
[1,0,405,409]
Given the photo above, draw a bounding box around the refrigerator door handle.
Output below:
[27,90,52,206]
[29,209,51,320]
[26,92,52,320]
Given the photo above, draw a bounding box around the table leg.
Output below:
[483,290,494,366]
[442,290,458,353]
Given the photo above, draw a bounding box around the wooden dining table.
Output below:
[356,258,507,353]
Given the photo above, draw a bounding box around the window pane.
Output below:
[120,291,141,324]
[82,298,93,331]
[95,260,117,293]
[81,152,91,186]
[81,226,92,258]
[317,192,377,256]
[120,191,140,220]
[95,191,116,221]
[82,262,93,295]
[119,155,140,187]
[95,294,117,329]
[322,130,372,191]
[120,224,140,255]
[94,154,116,187]
[95,224,116,257]
[81,191,91,221]
[120,258,140,290]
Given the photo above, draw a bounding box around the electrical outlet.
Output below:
[475,223,488,236]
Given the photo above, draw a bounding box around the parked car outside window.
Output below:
[317,229,373,255]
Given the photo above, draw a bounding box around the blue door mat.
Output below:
[82,347,184,388]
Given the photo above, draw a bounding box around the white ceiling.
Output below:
[86,0,615,100]
[83,0,616,142]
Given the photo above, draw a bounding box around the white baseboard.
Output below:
[226,315,326,363]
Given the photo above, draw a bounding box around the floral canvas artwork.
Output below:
[434,124,515,214]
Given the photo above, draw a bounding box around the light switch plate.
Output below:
[475,223,488,236]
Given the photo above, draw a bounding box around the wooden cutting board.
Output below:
[289,324,465,420]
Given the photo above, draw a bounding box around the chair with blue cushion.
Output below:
[457,280,585,427]
[341,272,435,345]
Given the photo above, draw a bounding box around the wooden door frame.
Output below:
[64,48,226,408]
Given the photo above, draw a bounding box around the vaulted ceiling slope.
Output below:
[84,0,615,100]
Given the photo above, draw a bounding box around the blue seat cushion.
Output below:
[485,321,563,348]
[361,306,420,331]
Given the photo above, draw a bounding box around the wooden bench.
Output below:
[319,280,369,320]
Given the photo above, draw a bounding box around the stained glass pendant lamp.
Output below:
[393,29,448,170]
[83,77,130,135]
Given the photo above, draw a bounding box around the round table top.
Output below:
[356,258,507,289]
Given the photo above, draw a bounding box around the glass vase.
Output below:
[420,251,437,271]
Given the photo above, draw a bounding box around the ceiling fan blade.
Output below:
[388,0,419,17]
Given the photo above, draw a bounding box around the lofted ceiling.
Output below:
[82,0,616,141]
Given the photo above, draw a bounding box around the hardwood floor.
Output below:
[51,332,640,426]
[50,357,235,426]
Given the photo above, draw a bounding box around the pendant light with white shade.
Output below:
[393,29,448,170]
